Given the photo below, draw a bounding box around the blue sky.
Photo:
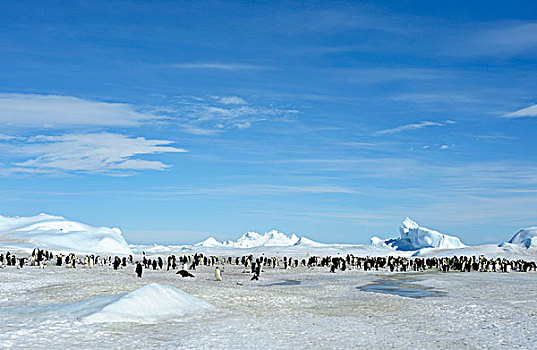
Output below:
[1,1,537,245]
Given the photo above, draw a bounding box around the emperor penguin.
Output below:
[215,266,222,281]
[135,261,143,278]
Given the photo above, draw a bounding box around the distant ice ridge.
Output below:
[74,283,214,323]
[128,243,187,254]
[195,229,299,248]
[501,227,537,249]
[0,213,132,255]
[195,229,321,248]
[371,217,465,251]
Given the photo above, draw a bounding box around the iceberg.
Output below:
[372,217,465,251]
[503,227,537,249]
[0,213,132,255]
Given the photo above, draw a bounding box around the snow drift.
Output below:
[0,213,132,255]
[195,229,303,248]
[372,217,465,251]
[294,237,329,247]
[502,227,537,249]
[75,283,214,323]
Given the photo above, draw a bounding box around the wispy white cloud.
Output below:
[373,120,455,136]
[172,96,299,135]
[504,104,537,118]
[3,133,186,175]
[474,22,537,55]
[168,63,274,71]
[0,93,297,136]
[125,184,361,199]
[271,157,537,193]
[0,134,16,141]
[194,184,361,196]
[274,5,409,35]
[389,93,481,104]
[334,67,445,84]
[0,93,161,127]
[474,134,516,142]
[451,21,537,57]
[212,96,248,105]
[339,142,378,148]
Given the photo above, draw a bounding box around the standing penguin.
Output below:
[215,266,222,281]
[135,262,143,278]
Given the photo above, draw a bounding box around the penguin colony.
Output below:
[1,249,536,279]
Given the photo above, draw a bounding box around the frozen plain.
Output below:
[1,260,536,350]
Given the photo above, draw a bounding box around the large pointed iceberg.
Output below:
[503,227,537,249]
[372,217,465,251]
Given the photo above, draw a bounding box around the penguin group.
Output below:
[131,252,537,277]
[0,249,53,269]
[1,249,536,279]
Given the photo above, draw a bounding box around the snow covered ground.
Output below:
[1,262,536,349]
[2,213,537,348]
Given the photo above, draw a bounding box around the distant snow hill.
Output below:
[0,213,132,255]
[371,217,465,251]
[194,229,325,248]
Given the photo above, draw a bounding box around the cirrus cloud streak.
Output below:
[0,93,162,127]
[2,133,186,175]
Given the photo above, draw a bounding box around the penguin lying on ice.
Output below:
[176,269,195,278]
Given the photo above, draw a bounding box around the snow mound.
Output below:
[372,217,465,251]
[503,227,537,249]
[128,243,187,255]
[294,237,327,247]
[0,213,132,255]
[79,283,214,323]
[196,230,302,248]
